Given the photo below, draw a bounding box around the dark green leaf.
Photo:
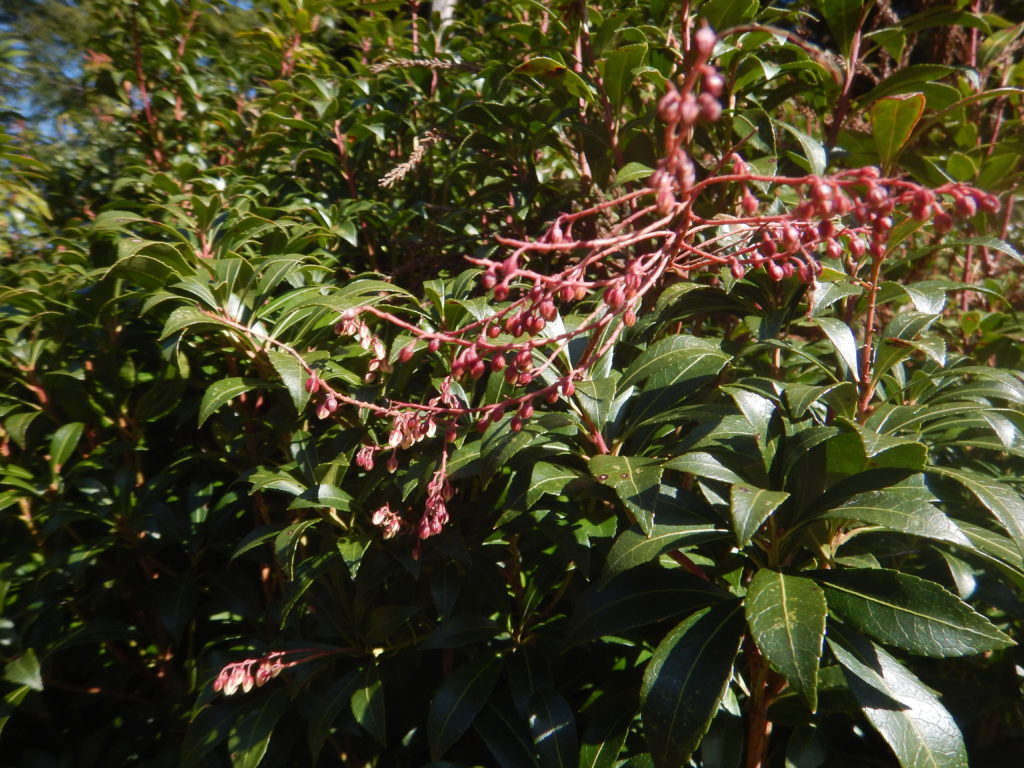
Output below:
[746,571,826,711]
[563,567,726,648]
[228,694,288,768]
[475,700,541,768]
[199,378,264,427]
[266,349,310,413]
[528,690,578,768]
[830,634,968,768]
[351,665,387,746]
[428,654,502,759]
[932,467,1024,560]
[641,601,745,768]
[730,484,789,548]
[820,488,969,545]
[814,568,1012,657]
[48,421,83,475]
[602,523,725,584]
[590,455,663,534]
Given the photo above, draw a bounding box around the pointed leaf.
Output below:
[199,378,264,427]
[745,571,826,712]
[641,601,745,768]
[528,690,578,768]
[351,666,386,746]
[815,317,859,378]
[228,694,288,768]
[664,452,744,484]
[266,349,310,413]
[475,700,542,768]
[563,567,726,648]
[814,568,1012,657]
[871,93,925,168]
[931,467,1024,561]
[820,488,969,545]
[620,336,728,390]
[429,654,502,759]
[49,422,84,475]
[730,484,789,548]
[3,649,42,691]
[590,455,663,534]
[812,0,863,55]
[830,635,968,768]
[601,42,648,109]
[602,524,725,584]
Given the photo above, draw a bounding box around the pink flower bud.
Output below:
[703,70,724,97]
[694,26,716,58]
[604,285,625,309]
[697,92,721,122]
[398,342,416,363]
[304,376,320,394]
[933,211,954,234]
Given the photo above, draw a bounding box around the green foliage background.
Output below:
[2,1,1024,766]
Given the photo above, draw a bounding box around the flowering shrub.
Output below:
[2,1,1024,767]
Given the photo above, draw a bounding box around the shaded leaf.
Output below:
[830,634,968,768]
[563,567,726,648]
[528,690,578,768]
[429,654,502,759]
[641,601,745,768]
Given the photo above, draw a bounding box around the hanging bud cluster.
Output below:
[371,502,403,539]
[213,651,297,696]
[726,168,1000,284]
[284,24,1004,552]
[650,23,724,213]
[417,465,453,541]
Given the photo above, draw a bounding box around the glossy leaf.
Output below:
[641,601,745,768]
[932,467,1024,560]
[602,523,725,584]
[814,569,1012,657]
[590,455,663,534]
[528,690,578,768]
[830,634,968,768]
[730,484,789,548]
[198,378,263,427]
[48,421,83,475]
[745,571,826,711]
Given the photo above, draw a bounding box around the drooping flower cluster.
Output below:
[212,651,295,696]
[371,502,402,539]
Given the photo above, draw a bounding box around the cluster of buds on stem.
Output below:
[289,25,1002,551]
[650,23,723,212]
[212,651,299,696]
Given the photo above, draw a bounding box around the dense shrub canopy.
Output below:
[2,1,1024,767]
